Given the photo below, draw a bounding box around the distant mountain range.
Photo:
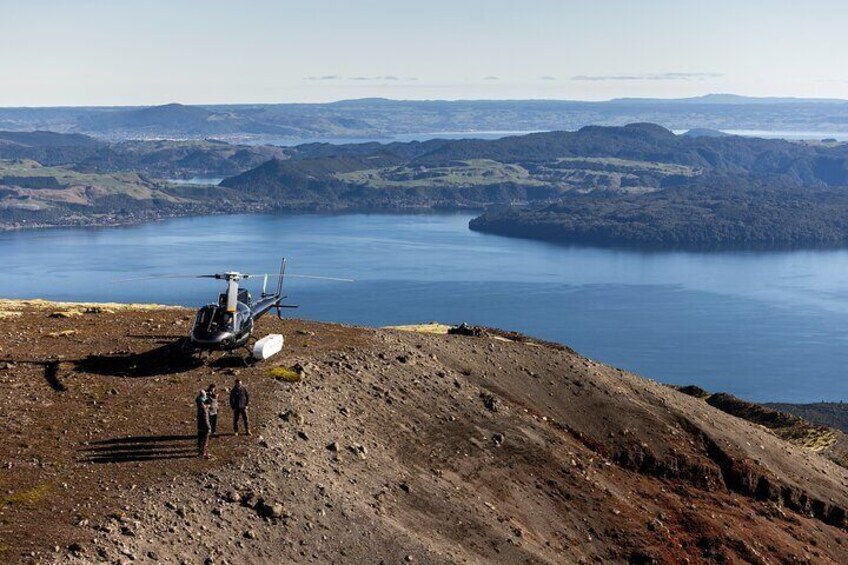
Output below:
[610,93,848,105]
[2,95,848,143]
[6,123,848,248]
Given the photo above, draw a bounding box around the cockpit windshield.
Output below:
[195,305,233,333]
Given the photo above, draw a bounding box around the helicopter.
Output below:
[122,258,352,354]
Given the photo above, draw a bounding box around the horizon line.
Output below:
[3,92,848,110]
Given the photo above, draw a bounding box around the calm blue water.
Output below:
[2,212,847,403]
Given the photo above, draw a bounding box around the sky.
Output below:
[2,0,848,106]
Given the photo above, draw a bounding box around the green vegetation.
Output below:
[0,160,175,202]
[469,183,848,250]
[268,366,302,382]
[550,157,701,191]
[7,124,848,248]
[335,159,546,189]
[553,156,700,176]
[0,131,287,180]
[1,484,49,507]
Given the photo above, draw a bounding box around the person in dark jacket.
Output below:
[195,390,211,458]
[229,379,250,436]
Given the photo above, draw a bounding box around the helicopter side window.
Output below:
[196,307,215,328]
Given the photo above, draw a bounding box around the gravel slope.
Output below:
[0,302,845,564]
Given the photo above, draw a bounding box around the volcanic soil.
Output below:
[0,300,846,564]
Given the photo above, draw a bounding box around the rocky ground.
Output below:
[0,301,846,564]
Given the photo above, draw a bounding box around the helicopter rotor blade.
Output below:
[112,274,221,283]
[114,270,352,284]
[244,273,354,283]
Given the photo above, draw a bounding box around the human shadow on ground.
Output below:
[78,433,235,463]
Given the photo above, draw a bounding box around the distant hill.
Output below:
[9,124,848,244]
[3,95,848,142]
[681,128,732,138]
[0,134,287,178]
[227,123,848,195]
[82,103,217,130]
[0,136,288,229]
[77,103,298,137]
[468,184,848,250]
[613,93,848,105]
[218,124,848,248]
[767,402,848,433]
[0,130,99,147]
[0,130,105,164]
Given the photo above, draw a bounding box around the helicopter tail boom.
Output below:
[251,257,295,321]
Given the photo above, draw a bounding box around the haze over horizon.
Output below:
[3,0,848,107]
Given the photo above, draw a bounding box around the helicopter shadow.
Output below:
[127,334,186,341]
[0,358,69,392]
[210,354,254,369]
[75,340,202,378]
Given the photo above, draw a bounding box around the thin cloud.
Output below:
[483,76,500,81]
[572,72,722,81]
[539,75,557,81]
[305,75,411,82]
[350,75,400,81]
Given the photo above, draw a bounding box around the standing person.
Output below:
[195,389,211,459]
[229,379,250,436]
[206,383,219,436]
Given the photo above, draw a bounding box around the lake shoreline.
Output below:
[11,205,848,255]
[0,203,486,233]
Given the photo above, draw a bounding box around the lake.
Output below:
[2,212,847,403]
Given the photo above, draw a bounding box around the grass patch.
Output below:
[268,367,302,383]
[1,484,49,507]
[47,329,77,338]
[0,160,174,201]
[0,299,176,312]
[49,310,83,319]
[776,427,839,452]
[383,323,452,335]
[335,159,546,189]
[553,156,701,176]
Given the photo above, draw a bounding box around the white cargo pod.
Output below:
[252,334,284,360]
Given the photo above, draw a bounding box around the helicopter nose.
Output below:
[191,330,234,346]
